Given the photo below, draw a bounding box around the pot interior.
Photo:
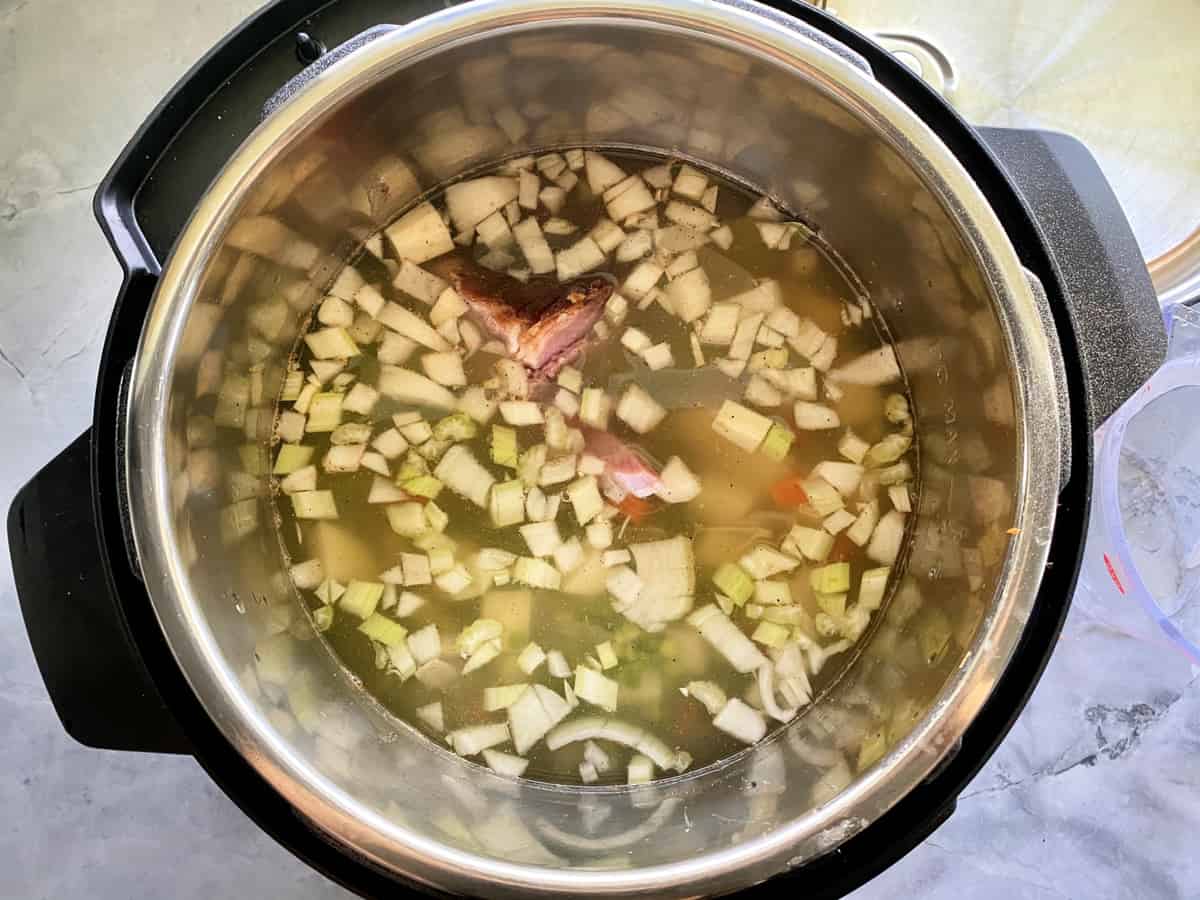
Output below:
[141,6,1055,895]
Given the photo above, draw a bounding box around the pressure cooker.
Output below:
[8,0,1166,896]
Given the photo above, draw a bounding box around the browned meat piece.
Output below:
[431,255,612,378]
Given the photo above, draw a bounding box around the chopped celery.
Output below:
[315,578,345,606]
[407,624,441,665]
[712,400,772,451]
[306,392,344,433]
[340,581,384,619]
[760,423,794,461]
[810,562,851,595]
[433,412,478,442]
[513,556,561,590]
[273,444,314,474]
[401,474,443,499]
[309,606,333,633]
[491,425,519,468]
[358,613,408,645]
[751,621,790,648]
[424,501,448,533]
[458,619,504,658]
[712,562,754,606]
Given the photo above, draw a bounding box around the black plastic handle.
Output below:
[978,127,1167,426]
[262,24,398,119]
[8,431,190,753]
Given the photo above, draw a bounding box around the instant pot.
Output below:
[8,0,1166,896]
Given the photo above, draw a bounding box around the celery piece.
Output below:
[810,562,851,595]
[759,423,794,462]
[273,444,314,474]
[815,591,847,618]
[490,424,519,468]
[433,412,478,442]
[340,581,384,619]
[311,606,334,633]
[401,475,444,499]
[358,613,408,646]
[751,621,790,648]
[712,562,754,606]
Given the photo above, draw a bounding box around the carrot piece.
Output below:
[617,495,657,521]
[770,476,809,508]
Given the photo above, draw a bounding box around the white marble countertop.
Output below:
[2,1,1196,897]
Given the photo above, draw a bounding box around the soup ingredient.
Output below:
[273,150,917,785]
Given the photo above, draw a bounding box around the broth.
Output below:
[271,150,916,784]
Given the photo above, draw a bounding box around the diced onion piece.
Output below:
[683,681,728,716]
[508,683,572,754]
[520,520,563,558]
[699,303,739,345]
[586,151,625,194]
[590,217,625,253]
[621,327,652,354]
[664,199,717,231]
[666,266,711,323]
[672,165,708,201]
[377,303,450,352]
[384,201,453,264]
[616,229,653,263]
[435,445,496,507]
[483,748,529,778]
[687,604,768,673]
[420,351,467,387]
[655,456,701,503]
[712,562,754,605]
[378,366,457,412]
[305,327,359,360]
[604,175,656,222]
[616,384,665,434]
[812,461,864,497]
[556,236,606,282]
[444,176,519,234]
[448,722,510,757]
[728,280,783,315]
[518,643,546,675]
[838,430,871,464]
[794,401,840,430]
[828,346,901,385]
[512,216,555,275]
[393,259,448,306]
[640,343,674,371]
[401,552,432,586]
[512,556,562,590]
[728,312,763,361]
[539,454,576,486]
[292,490,338,519]
[754,580,791,606]
[499,401,544,426]
[740,545,800,580]
[289,558,325,590]
[566,475,605,526]
[710,225,733,250]
[845,500,880,547]
[323,443,366,473]
[586,520,613,549]
[889,484,912,512]
[823,508,856,534]
[620,261,664,301]
[867,509,905,565]
[712,400,772,451]
[377,331,417,365]
[430,287,468,328]
[461,637,501,672]
[414,658,459,691]
[518,169,540,209]
[745,375,783,408]
[416,701,444,732]
[605,565,643,607]
[712,698,766,744]
[627,754,654,785]
[752,620,790,648]
[407,623,441,665]
[574,666,619,712]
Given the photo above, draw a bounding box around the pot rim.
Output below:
[126,0,1065,893]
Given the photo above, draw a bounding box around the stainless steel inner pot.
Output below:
[126,0,1066,895]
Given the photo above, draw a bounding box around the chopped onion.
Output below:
[712,698,766,744]
[448,722,510,757]
[640,342,674,371]
[384,201,454,264]
[687,604,768,673]
[665,266,711,323]
[672,165,708,201]
[483,748,529,778]
[889,484,912,513]
[291,490,338,519]
[793,401,840,430]
[574,666,619,712]
[444,176,519,234]
[556,236,606,282]
[627,754,654,785]
[513,556,562,590]
[416,701,444,732]
[378,366,457,412]
[508,683,572,754]
[828,346,901,385]
[728,313,763,361]
[621,327,652,354]
[585,151,626,194]
[739,544,800,579]
[655,456,701,503]
[867,509,905,565]
[812,460,864,497]
[512,216,555,275]
[620,261,664,302]
[420,351,467,387]
[434,445,496,507]
[845,500,880,547]
[616,384,666,434]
